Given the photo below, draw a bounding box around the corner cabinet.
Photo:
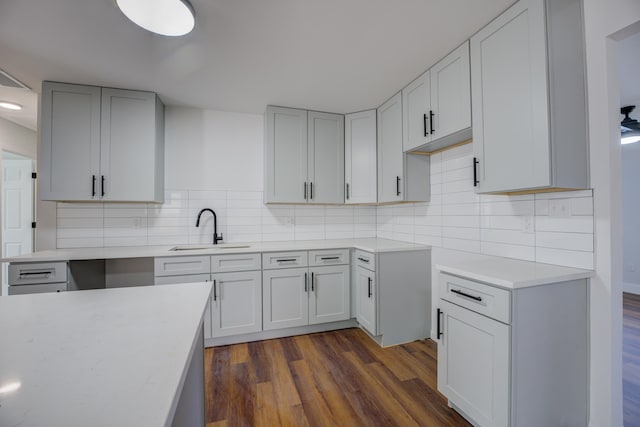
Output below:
[345,109,377,204]
[470,0,588,193]
[377,92,430,203]
[402,42,471,153]
[264,106,344,204]
[40,81,164,202]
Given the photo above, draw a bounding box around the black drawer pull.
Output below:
[429,110,435,134]
[276,258,297,263]
[101,175,105,197]
[92,175,96,197]
[346,183,350,200]
[423,113,428,136]
[396,176,401,196]
[304,182,308,200]
[20,271,53,276]
[357,257,370,263]
[368,277,372,298]
[473,157,479,187]
[321,256,340,261]
[213,279,217,301]
[304,272,308,292]
[311,272,315,292]
[437,308,443,339]
[451,288,482,302]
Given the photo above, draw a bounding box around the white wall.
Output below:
[583,0,640,425]
[621,110,640,293]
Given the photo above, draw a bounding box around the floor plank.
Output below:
[624,292,640,427]
[206,328,470,426]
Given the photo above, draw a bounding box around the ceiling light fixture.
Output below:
[621,106,640,145]
[115,0,195,37]
[0,101,23,111]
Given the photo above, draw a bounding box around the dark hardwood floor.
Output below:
[624,292,640,427]
[204,328,470,426]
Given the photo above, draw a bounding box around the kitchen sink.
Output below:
[169,245,251,251]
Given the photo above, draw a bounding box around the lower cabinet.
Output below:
[211,271,262,337]
[355,264,376,335]
[155,273,212,339]
[263,265,350,330]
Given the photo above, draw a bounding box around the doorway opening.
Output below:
[1,150,35,296]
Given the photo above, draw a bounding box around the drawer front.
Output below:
[211,253,261,273]
[154,274,211,286]
[309,249,349,267]
[439,273,511,324]
[262,251,308,269]
[354,250,375,271]
[154,256,211,277]
[8,282,67,295]
[9,262,68,285]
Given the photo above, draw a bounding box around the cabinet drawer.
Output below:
[9,262,68,285]
[354,250,375,271]
[262,251,308,269]
[309,249,349,266]
[439,273,511,324]
[211,253,261,273]
[8,282,67,295]
[154,256,211,277]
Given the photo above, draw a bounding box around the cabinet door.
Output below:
[40,81,100,201]
[437,300,510,427]
[154,274,213,339]
[345,110,377,204]
[211,271,262,337]
[262,267,308,330]
[356,266,376,335]
[308,265,350,325]
[430,41,471,143]
[377,92,404,203]
[308,111,344,204]
[471,0,550,193]
[100,88,162,202]
[402,71,431,152]
[264,106,308,203]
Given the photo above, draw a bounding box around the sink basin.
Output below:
[169,245,251,251]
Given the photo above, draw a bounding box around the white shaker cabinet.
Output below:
[40,81,164,202]
[344,110,377,204]
[377,92,430,203]
[262,267,309,330]
[264,106,344,204]
[210,271,262,337]
[355,263,376,335]
[402,42,471,153]
[308,265,350,325]
[471,0,588,193]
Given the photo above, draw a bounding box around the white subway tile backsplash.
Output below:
[536,231,594,252]
[535,216,594,233]
[535,247,594,270]
[481,241,536,261]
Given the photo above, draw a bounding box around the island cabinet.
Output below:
[262,249,350,330]
[402,41,471,153]
[264,106,345,204]
[40,81,164,202]
[377,92,430,203]
[353,248,431,347]
[470,0,588,193]
[436,271,588,427]
[344,109,377,204]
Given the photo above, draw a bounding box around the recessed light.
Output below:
[116,0,195,37]
[0,101,22,111]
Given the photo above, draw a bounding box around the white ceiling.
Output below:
[0,0,515,128]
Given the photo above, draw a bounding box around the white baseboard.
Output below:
[623,281,640,295]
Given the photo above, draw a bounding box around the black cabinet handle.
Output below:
[276,258,297,263]
[346,183,350,200]
[101,175,105,197]
[423,113,428,136]
[396,176,401,196]
[304,182,307,200]
[92,175,96,197]
[19,270,53,276]
[310,182,313,200]
[311,272,315,292]
[368,277,372,298]
[437,308,443,339]
[321,256,340,261]
[451,288,482,302]
[357,257,370,263]
[473,157,479,187]
[304,272,308,292]
[430,110,435,134]
[213,279,217,301]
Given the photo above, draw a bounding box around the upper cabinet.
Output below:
[345,110,377,204]
[264,106,344,204]
[403,42,471,153]
[377,92,430,203]
[471,0,588,193]
[40,81,164,202]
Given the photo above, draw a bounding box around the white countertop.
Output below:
[0,282,212,427]
[436,257,593,289]
[3,238,430,263]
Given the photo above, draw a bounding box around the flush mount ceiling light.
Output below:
[116,0,195,37]
[621,106,640,145]
[0,101,22,111]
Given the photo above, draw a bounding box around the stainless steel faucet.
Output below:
[195,208,223,245]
